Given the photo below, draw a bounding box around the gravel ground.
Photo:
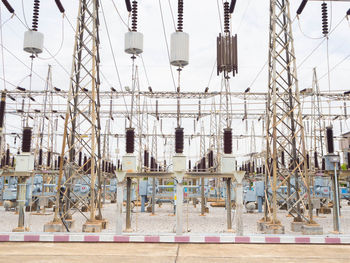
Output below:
[0,200,349,235]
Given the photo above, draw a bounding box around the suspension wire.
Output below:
[235,0,252,33]
[297,38,326,69]
[63,13,75,32]
[167,0,177,32]
[26,56,34,126]
[0,4,9,92]
[100,0,130,118]
[248,16,297,91]
[111,0,131,31]
[0,43,46,83]
[216,0,223,34]
[21,0,30,29]
[158,0,177,92]
[139,54,151,88]
[37,16,65,60]
[326,37,332,125]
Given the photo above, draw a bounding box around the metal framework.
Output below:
[51,0,103,230]
[265,0,313,227]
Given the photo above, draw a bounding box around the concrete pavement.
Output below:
[0,243,349,262]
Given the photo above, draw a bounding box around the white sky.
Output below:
[0,0,350,166]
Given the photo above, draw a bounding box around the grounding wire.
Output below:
[158,0,177,92]
[100,0,130,119]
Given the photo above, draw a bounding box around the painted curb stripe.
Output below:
[175,236,190,243]
[295,237,310,243]
[0,234,349,244]
[54,235,70,242]
[265,237,280,243]
[325,237,341,244]
[144,236,160,243]
[24,235,40,242]
[235,236,250,243]
[84,235,99,242]
[114,236,130,242]
[205,236,220,243]
[0,235,9,242]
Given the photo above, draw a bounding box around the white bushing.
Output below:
[170,32,189,67]
[23,30,44,54]
[125,31,143,55]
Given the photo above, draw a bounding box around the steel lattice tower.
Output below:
[49,0,103,231]
[264,0,313,228]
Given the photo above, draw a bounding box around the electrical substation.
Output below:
[0,0,350,260]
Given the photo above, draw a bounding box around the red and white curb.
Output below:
[0,233,349,244]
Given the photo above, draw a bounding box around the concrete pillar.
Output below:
[175,172,184,235]
[126,178,132,231]
[226,178,232,231]
[116,171,126,235]
[234,171,245,236]
[13,177,27,232]
[152,178,156,215]
[201,177,205,216]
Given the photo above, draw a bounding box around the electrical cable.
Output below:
[21,0,30,29]
[158,0,177,92]
[139,54,151,88]
[0,4,10,92]
[216,0,223,34]
[111,0,131,31]
[167,0,177,32]
[100,0,130,119]
[37,16,65,60]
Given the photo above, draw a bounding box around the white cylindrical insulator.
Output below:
[125,31,143,55]
[170,32,189,67]
[23,31,44,54]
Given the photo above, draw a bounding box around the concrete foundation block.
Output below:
[12,227,26,232]
[264,223,285,234]
[291,221,305,232]
[302,224,323,235]
[65,219,75,229]
[82,221,102,233]
[97,219,108,230]
[44,221,65,232]
[257,220,270,232]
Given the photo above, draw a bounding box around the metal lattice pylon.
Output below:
[265,0,313,226]
[311,68,325,171]
[52,0,102,230]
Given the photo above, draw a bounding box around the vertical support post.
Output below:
[201,177,205,216]
[126,177,132,231]
[226,178,232,231]
[13,177,27,232]
[116,171,126,235]
[175,172,184,235]
[141,195,146,212]
[234,171,245,236]
[152,177,156,215]
[333,164,340,233]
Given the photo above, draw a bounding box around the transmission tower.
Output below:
[311,68,325,171]
[45,0,103,232]
[263,0,316,233]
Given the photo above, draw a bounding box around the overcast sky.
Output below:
[0,0,350,162]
